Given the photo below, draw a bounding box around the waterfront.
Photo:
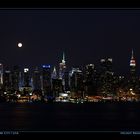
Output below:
[0,102,140,133]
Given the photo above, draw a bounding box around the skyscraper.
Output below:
[100,58,113,75]
[23,68,30,87]
[0,63,3,85]
[11,65,20,91]
[129,49,139,94]
[52,66,57,79]
[98,58,114,96]
[70,68,84,97]
[84,64,96,96]
[64,71,70,91]
[59,52,66,91]
[3,67,11,92]
[42,65,51,96]
[32,67,41,90]
[130,49,136,76]
[22,68,32,96]
[52,79,63,97]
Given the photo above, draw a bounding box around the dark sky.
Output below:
[0,9,140,75]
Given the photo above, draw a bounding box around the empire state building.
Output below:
[130,49,136,76]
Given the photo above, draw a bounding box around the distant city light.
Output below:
[101,59,105,62]
[5,70,10,73]
[59,93,68,97]
[131,92,135,95]
[24,68,29,73]
[17,94,21,98]
[108,58,113,62]
[42,65,51,68]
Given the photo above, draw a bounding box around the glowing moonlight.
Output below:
[18,43,22,48]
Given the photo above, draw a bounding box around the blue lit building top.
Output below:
[42,65,51,68]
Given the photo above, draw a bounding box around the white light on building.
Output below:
[24,68,29,73]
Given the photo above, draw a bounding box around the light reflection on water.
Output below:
[0,102,140,131]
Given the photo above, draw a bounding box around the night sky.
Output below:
[0,9,140,75]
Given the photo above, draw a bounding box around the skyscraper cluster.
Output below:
[0,49,140,102]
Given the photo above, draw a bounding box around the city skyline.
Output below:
[0,48,137,76]
[1,5,140,136]
[1,10,140,75]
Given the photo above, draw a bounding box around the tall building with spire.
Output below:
[52,66,57,79]
[59,52,66,78]
[129,49,139,94]
[59,52,66,92]
[130,49,136,76]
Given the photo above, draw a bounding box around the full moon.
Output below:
[18,43,22,48]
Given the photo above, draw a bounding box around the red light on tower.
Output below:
[130,49,136,67]
[130,59,136,66]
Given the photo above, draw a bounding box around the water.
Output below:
[0,102,140,132]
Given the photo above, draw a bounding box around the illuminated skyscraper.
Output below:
[84,64,96,96]
[23,68,30,87]
[42,65,51,95]
[128,49,139,93]
[59,52,66,78]
[0,63,3,85]
[52,66,57,79]
[70,68,84,97]
[100,58,113,75]
[59,52,66,91]
[21,68,32,95]
[85,64,94,82]
[130,49,136,76]
[98,58,114,96]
